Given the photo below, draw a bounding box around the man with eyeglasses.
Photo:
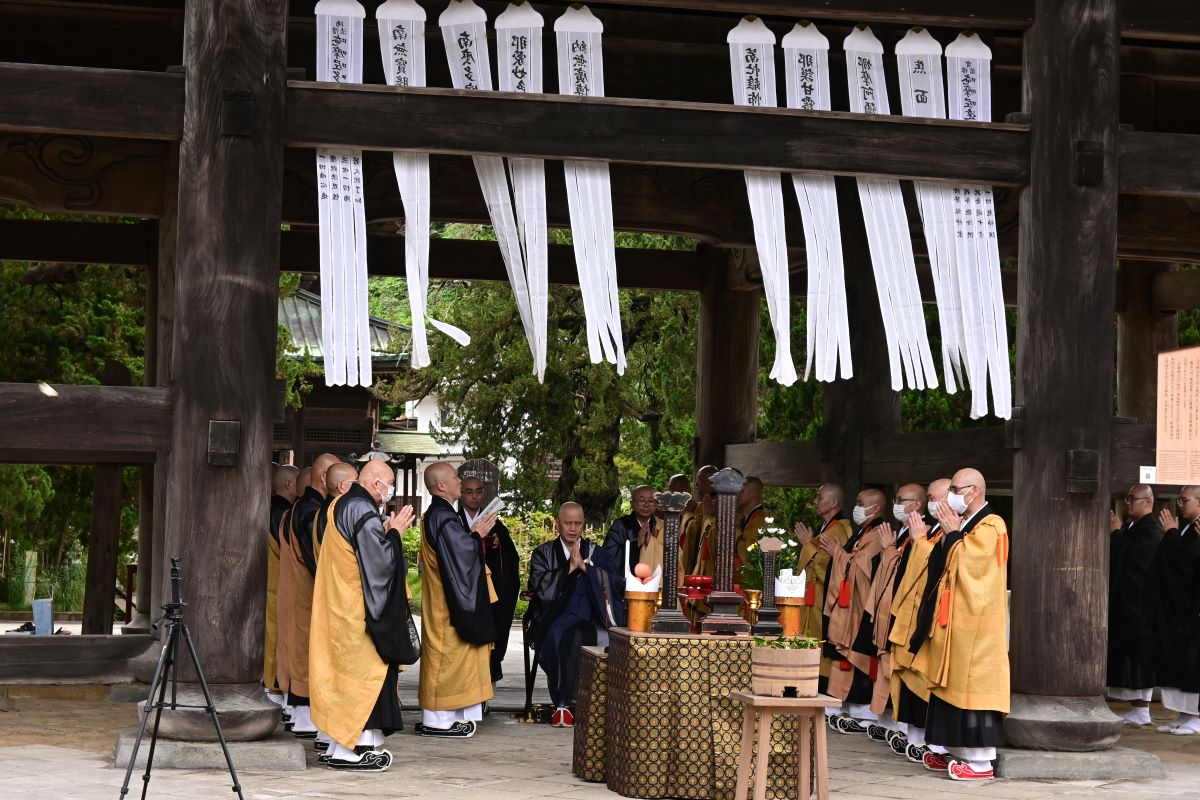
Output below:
[915,467,1009,782]
[1104,484,1163,727]
[1145,488,1200,735]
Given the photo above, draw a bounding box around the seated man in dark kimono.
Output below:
[526,502,623,729]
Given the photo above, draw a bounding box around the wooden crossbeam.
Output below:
[582,0,1034,29]
[285,83,1031,185]
[1119,132,1200,197]
[0,383,171,464]
[726,421,1156,491]
[0,63,182,140]
[0,219,157,266]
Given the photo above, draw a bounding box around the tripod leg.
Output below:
[139,622,179,800]
[179,622,245,800]
[118,621,174,799]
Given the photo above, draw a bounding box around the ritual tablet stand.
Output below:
[701,468,750,634]
[752,536,784,636]
[652,491,692,633]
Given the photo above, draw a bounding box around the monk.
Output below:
[734,476,767,572]
[315,462,358,561]
[458,473,520,684]
[1105,484,1163,727]
[264,464,298,705]
[277,452,339,739]
[821,488,888,734]
[418,462,498,738]
[917,468,1009,782]
[309,460,415,771]
[680,466,716,577]
[793,483,853,694]
[888,478,951,763]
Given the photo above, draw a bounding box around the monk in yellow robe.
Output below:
[309,460,415,771]
[679,466,717,577]
[916,468,1009,782]
[821,488,887,733]
[277,452,339,739]
[734,476,767,573]
[888,478,950,762]
[792,484,852,693]
[418,462,498,738]
[263,465,297,705]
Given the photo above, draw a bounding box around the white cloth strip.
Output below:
[378,1,470,370]
[497,2,549,380]
[316,0,370,387]
[440,0,544,376]
[729,17,796,386]
[783,22,851,381]
[556,5,625,373]
[896,28,967,395]
[947,31,1011,418]
[844,26,938,391]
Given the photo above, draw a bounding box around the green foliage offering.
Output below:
[752,634,821,650]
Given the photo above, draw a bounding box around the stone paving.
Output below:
[2,625,1199,799]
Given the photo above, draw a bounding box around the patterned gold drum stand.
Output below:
[573,646,608,782]
[585,628,816,800]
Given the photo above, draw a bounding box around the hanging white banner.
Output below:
[782,21,851,383]
[377,1,470,372]
[896,27,967,395]
[439,0,544,377]
[946,32,1011,419]
[556,4,625,374]
[728,16,796,386]
[844,26,938,391]
[316,0,371,387]
[496,2,549,381]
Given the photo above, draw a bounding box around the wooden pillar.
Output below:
[695,246,760,469]
[820,177,900,498]
[159,0,287,735]
[82,361,130,635]
[1007,0,1122,750]
[1116,260,1178,424]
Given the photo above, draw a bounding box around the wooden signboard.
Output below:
[1156,345,1200,485]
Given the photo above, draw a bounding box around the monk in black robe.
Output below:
[526,502,623,728]
[458,476,520,684]
[1145,490,1200,735]
[1105,484,1163,726]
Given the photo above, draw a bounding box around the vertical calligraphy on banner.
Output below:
[896,28,968,396]
[439,0,547,379]
[377,1,471,371]
[782,21,852,382]
[555,4,626,374]
[316,0,371,387]
[727,16,796,386]
[844,26,938,391]
[946,32,1011,419]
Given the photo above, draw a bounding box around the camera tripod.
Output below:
[119,557,244,800]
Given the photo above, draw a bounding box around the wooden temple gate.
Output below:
[1,0,1199,748]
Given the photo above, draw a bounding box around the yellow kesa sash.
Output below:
[261,517,283,689]
[310,496,389,749]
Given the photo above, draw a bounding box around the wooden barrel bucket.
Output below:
[625,590,658,633]
[776,596,804,637]
[751,646,820,698]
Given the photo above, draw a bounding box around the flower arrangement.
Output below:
[738,518,799,590]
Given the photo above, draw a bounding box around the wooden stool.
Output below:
[729,690,833,800]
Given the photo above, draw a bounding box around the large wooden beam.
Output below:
[0,218,157,266]
[286,83,1031,185]
[0,63,181,140]
[0,383,170,464]
[1120,132,1200,197]
[1118,261,1178,424]
[1007,0,1120,747]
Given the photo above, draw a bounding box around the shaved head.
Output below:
[928,478,952,503]
[424,461,462,502]
[557,501,586,546]
[325,462,357,496]
[358,460,395,505]
[950,467,987,514]
[738,476,763,508]
[857,488,886,524]
[668,474,691,493]
[310,453,340,498]
[814,483,845,521]
[297,467,312,494]
[273,464,299,500]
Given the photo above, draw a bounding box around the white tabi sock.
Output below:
[906,725,926,746]
[845,703,878,722]
[290,704,316,733]
[825,706,843,717]
[357,728,384,748]
[316,730,332,745]
[928,744,948,754]
[949,745,996,763]
[969,760,992,771]
[327,741,361,762]
[265,690,286,707]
